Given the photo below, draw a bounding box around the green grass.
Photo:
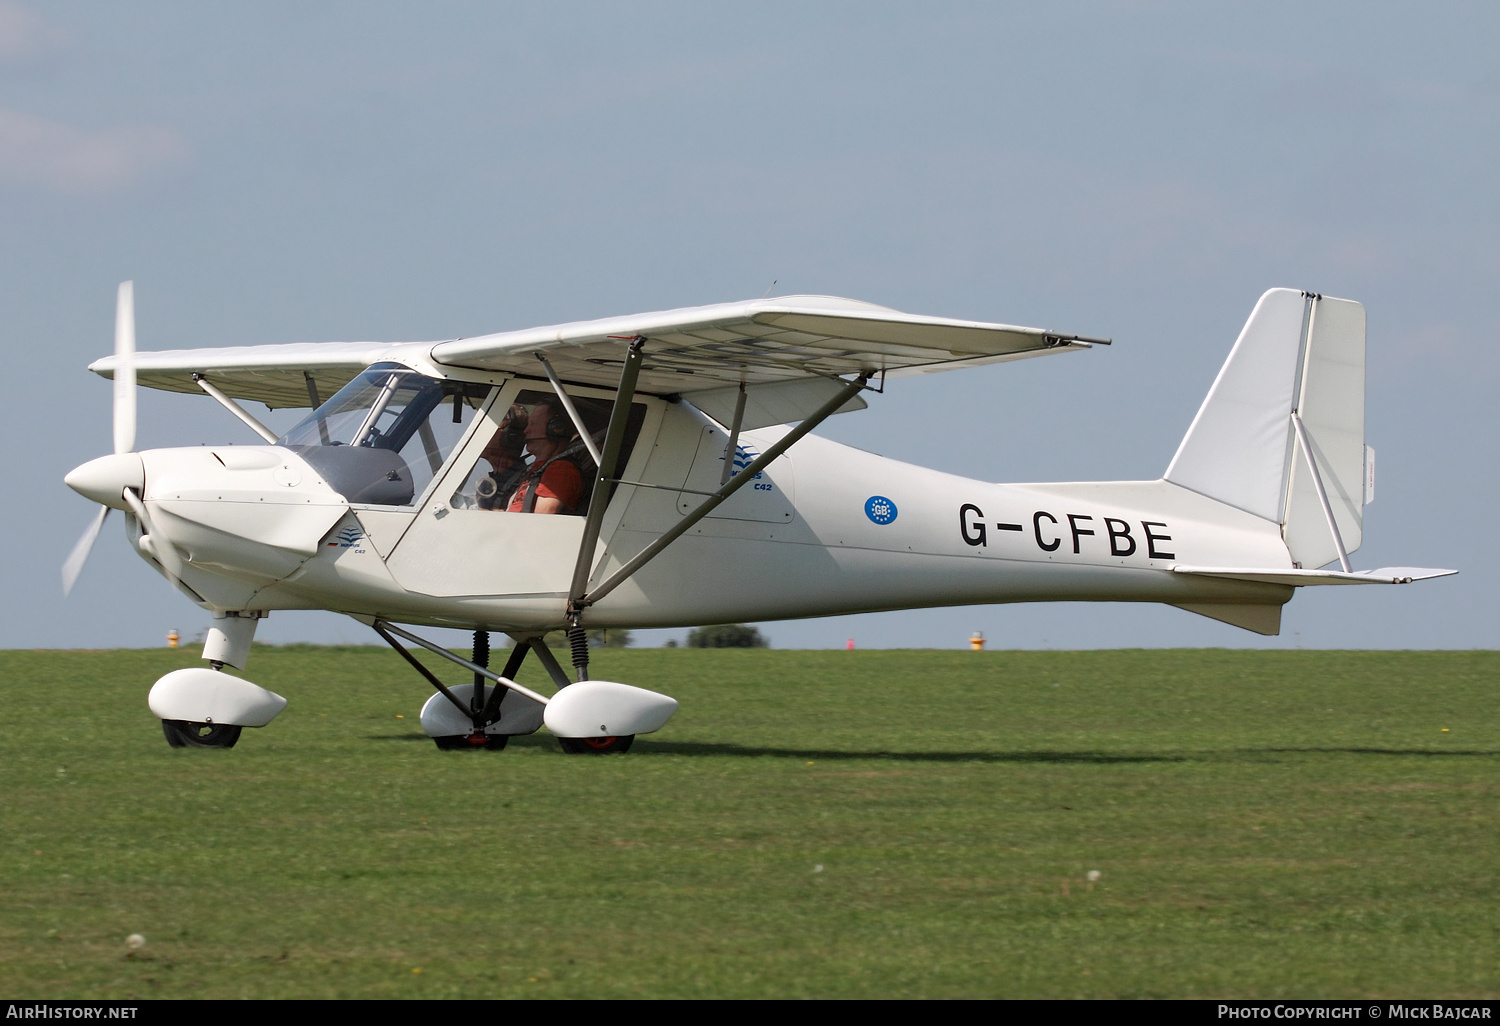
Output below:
[0,646,1496,998]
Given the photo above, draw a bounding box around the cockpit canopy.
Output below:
[279,363,491,506]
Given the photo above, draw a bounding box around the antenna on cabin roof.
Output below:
[761,279,777,299]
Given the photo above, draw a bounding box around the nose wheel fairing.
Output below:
[148,668,288,728]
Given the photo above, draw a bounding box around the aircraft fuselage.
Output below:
[119,383,1294,635]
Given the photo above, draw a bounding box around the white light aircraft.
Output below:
[64,284,1454,752]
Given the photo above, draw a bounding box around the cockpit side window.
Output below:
[279,363,493,506]
[448,388,647,516]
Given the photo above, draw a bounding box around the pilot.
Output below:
[474,405,528,510]
[505,399,585,515]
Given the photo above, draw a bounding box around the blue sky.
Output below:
[5,2,1495,650]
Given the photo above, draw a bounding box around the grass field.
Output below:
[1,646,1496,999]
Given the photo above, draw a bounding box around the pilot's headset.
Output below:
[495,403,529,449]
[532,401,574,443]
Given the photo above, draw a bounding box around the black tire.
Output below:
[558,734,634,755]
[432,733,508,751]
[161,719,242,749]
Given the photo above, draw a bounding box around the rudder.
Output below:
[1164,289,1367,569]
[1282,295,1365,568]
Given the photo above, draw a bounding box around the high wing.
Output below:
[87,340,429,409]
[430,294,1106,394]
[87,294,1107,411]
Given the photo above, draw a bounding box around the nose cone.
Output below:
[65,452,144,509]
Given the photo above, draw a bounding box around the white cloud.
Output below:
[0,1,67,60]
[0,107,190,193]
[0,5,185,193]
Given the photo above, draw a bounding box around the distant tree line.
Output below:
[499,624,767,652]
[679,624,768,648]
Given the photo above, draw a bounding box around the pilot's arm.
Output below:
[476,407,528,509]
[484,406,528,470]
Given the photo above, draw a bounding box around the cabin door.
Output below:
[385,382,652,601]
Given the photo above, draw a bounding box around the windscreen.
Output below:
[279,363,492,506]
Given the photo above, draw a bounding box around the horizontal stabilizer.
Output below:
[1174,565,1457,587]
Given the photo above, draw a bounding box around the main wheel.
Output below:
[161,719,242,749]
[558,734,634,755]
[432,733,508,751]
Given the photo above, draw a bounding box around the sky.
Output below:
[3,1,1495,652]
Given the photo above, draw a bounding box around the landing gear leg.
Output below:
[372,622,509,751]
[567,622,589,682]
[370,621,653,756]
[464,630,506,751]
[474,638,529,728]
[544,629,634,755]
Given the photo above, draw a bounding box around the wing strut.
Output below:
[576,370,872,612]
[720,383,748,485]
[303,372,330,444]
[567,337,649,624]
[193,374,280,444]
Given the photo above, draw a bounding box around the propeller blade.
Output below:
[121,488,186,587]
[113,281,136,455]
[61,506,111,597]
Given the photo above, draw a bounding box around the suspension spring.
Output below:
[567,625,590,682]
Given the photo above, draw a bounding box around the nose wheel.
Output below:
[161,719,242,749]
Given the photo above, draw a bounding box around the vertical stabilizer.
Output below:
[1164,289,1367,568]
[1165,289,1306,521]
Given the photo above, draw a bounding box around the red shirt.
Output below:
[507,459,584,513]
